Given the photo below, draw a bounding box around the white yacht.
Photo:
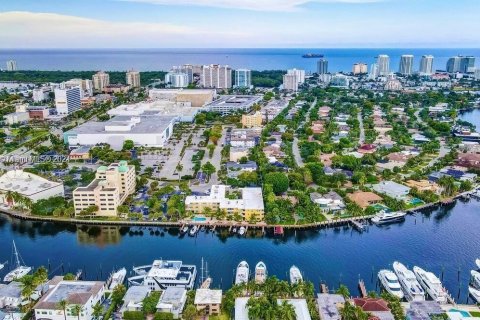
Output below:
[469,286,480,303]
[238,227,246,236]
[372,211,407,224]
[128,260,196,290]
[3,241,32,283]
[393,261,425,302]
[255,261,267,284]
[290,265,303,284]
[413,266,447,304]
[471,270,480,289]
[235,261,249,285]
[476,259,480,269]
[189,225,198,236]
[378,269,404,299]
[0,261,6,271]
[108,268,127,290]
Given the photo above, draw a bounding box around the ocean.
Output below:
[0,48,479,72]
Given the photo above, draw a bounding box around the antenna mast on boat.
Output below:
[12,240,21,268]
[200,257,204,286]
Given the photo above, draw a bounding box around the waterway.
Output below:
[1,198,479,303]
[459,108,480,129]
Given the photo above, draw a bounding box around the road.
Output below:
[426,143,450,168]
[357,112,365,145]
[292,98,317,167]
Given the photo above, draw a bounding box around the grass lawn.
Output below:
[209,313,230,320]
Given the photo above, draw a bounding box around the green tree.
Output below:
[122,140,134,151]
[336,284,351,299]
[183,305,197,320]
[264,172,289,195]
[201,161,216,179]
[57,299,68,320]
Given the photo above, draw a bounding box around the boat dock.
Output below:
[358,279,367,298]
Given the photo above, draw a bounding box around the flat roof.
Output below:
[194,289,222,305]
[317,294,344,320]
[207,95,262,107]
[66,114,175,135]
[0,170,63,196]
[0,282,22,298]
[34,280,104,310]
[277,299,312,320]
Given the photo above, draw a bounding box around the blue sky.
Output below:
[0,0,479,48]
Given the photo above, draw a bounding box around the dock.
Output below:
[358,279,367,298]
[351,220,367,232]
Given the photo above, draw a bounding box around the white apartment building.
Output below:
[399,55,414,75]
[287,68,305,84]
[352,63,368,75]
[92,71,110,92]
[201,65,232,89]
[6,60,17,71]
[165,72,189,88]
[73,161,136,217]
[185,185,264,221]
[419,55,434,75]
[63,79,93,97]
[234,69,252,88]
[33,280,106,320]
[283,74,299,91]
[377,55,390,76]
[55,86,81,115]
[126,70,141,88]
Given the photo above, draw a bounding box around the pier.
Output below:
[358,279,367,298]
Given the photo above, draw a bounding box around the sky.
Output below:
[0,0,479,48]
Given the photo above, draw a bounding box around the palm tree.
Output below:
[92,303,103,320]
[279,300,296,320]
[57,299,68,320]
[72,304,83,320]
[336,284,351,299]
[5,190,14,207]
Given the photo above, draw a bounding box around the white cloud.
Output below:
[121,0,383,12]
[0,11,244,48]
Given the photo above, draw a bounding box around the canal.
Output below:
[1,198,480,303]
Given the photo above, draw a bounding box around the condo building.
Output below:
[185,185,264,221]
[419,55,434,75]
[126,70,141,88]
[287,68,305,84]
[165,72,189,88]
[399,55,414,75]
[352,63,368,75]
[283,74,299,91]
[201,64,232,89]
[241,111,263,128]
[235,69,252,88]
[377,55,390,76]
[6,60,17,71]
[92,71,110,92]
[73,161,136,217]
[55,86,81,115]
[317,59,328,75]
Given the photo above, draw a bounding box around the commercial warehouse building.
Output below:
[205,95,262,115]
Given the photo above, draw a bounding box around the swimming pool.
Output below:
[193,216,207,222]
[449,309,471,317]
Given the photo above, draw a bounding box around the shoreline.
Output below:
[0,193,467,230]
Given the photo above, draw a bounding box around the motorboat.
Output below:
[235,261,249,285]
[238,227,246,236]
[108,268,127,290]
[290,265,303,284]
[3,241,32,283]
[476,259,480,269]
[0,261,6,271]
[413,266,447,304]
[232,227,237,234]
[189,225,198,236]
[255,261,267,284]
[180,226,189,234]
[471,270,480,289]
[469,286,480,303]
[371,211,407,224]
[378,269,404,299]
[393,261,425,302]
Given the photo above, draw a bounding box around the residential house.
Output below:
[311,121,325,134]
[120,286,151,315]
[353,298,394,320]
[156,287,187,319]
[317,294,344,320]
[404,180,440,193]
[358,144,376,154]
[347,191,383,209]
[0,282,22,309]
[226,161,257,179]
[310,191,345,213]
[372,181,411,199]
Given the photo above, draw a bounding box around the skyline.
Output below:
[0,0,479,48]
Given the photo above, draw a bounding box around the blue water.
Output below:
[0,48,479,72]
[1,198,479,303]
[459,109,480,129]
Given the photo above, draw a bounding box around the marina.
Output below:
[1,197,480,303]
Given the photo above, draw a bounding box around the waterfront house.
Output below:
[33,280,106,320]
[317,294,344,320]
[347,191,383,209]
[456,153,480,169]
[406,301,443,320]
[234,298,312,320]
[0,282,22,309]
[120,286,151,315]
[353,298,394,320]
[194,289,222,316]
[310,191,345,213]
[404,180,440,193]
[372,181,411,200]
[156,287,187,319]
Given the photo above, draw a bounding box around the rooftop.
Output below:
[194,289,222,305]
[317,294,344,320]
[0,170,63,196]
[34,280,104,310]
[0,282,22,299]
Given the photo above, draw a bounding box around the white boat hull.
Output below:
[378,270,404,300]
[3,266,32,282]
[469,286,480,303]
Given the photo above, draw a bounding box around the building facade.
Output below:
[446,56,462,73]
[126,70,141,88]
[54,87,81,115]
[165,72,189,88]
[201,64,232,89]
[352,63,368,75]
[419,55,434,75]
[92,71,110,92]
[399,54,414,75]
[73,161,136,217]
[6,60,17,71]
[317,59,328,74]
[377,55,390,76]
[283,74,299,91]
[287,68,305,83]
[241,111,263,128]
[234,69,252,88]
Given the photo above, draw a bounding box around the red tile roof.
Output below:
[353,298,390,312]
